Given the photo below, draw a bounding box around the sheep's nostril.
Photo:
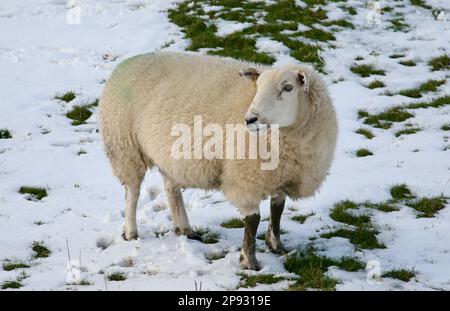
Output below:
[245,116,258,125]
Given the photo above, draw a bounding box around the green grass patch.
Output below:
[399,79,446,98]
[367,80,385,89]
[356,148,373,157]
[411,0,432,10]
[358,106,414,129]
[1,280,22,289]
[390,53,405,59]
[284,251,337,291]
[321,226,385,249]
[441,123,450,131]
[336,257,365,272]
[383,269,416,281]
[66,105,93,126]
[356,128,375,139]
[399,60,416,67]
[350,64,385,77]
[429,55,450,71]
[395,127,421,137]
[168,0,343,70]
[406,196,447,218]
[285,250,365,291]
[32,241,51,258]
[291,212,314,224]
[389,18,409,32]
[19,186,47,201]
[362,201,399,212]
[221,217,245,228]
[330,201,371,226]
[390,184,415,200]
[240,273,286,288]
[55,91,76,102]
[3,261,30,271]
[107,272,126,281]
[405,96,450,109]
[192,227,220,244]
[0,128,12,139]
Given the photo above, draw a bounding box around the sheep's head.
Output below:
[240,66,310,132]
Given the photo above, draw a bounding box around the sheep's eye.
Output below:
[283,84,293,92]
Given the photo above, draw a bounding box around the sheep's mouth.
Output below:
[246,123,270,133]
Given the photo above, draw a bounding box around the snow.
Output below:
[1,0,450,291]
[215,19,252,37]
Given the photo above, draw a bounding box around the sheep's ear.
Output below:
[239,68,260,81]
[297,71,309,93]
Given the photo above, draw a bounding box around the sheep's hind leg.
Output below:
[240,213,261,270]
[163,176,201,240]
[266,193,287,254]
[123,185,141,240]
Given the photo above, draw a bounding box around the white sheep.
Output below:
[99,52,337,270]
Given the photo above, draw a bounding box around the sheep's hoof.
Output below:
[175,227,202,241]
[122,231,138,241]
[265,230,287,255]
[239,254,260,271]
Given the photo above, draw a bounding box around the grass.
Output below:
[389,18,409,32]
[399,60,416,67]
[32,241,51,258]
[406,196,447,218]
[284,251,337,291]
[383,269,416,281]
[356,148,373,157]
[394,127,421,137]
[330,201,370,226]
[367,80,385,89]
[1,280,22,289]
[192,227,220,244]
[67,279,91,286]
[411,0,432,10]
[336,257,365,272]
[441,123,450,131]
[55,91,76,102]
[399,79,446,98]
[221,217,244,228]
[321,226,386,249]
[291,212,314,224]
[356,128,375,139]
[362,201,399,212]
[358,106,414,129]
[350,64,385,77]
[390,184,415,200]
[390,53,405,59]
[19,186,47,200]
[3,261,30,271]
[429,55,450,71]
[108,272,127,281]
[66,105,93,126]
[167,0,347,70]
[0,128,12,139]
[323,200,386,249]
[405,95,450,109]
[240,273,285,288]
[284,250,365,291]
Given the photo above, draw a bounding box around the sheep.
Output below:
[99,52,337,270]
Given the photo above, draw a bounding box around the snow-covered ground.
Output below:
[0,0,449,290]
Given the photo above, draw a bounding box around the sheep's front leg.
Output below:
[266,193,287,254]
[240,213,261,270]
[163,176,200,240]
